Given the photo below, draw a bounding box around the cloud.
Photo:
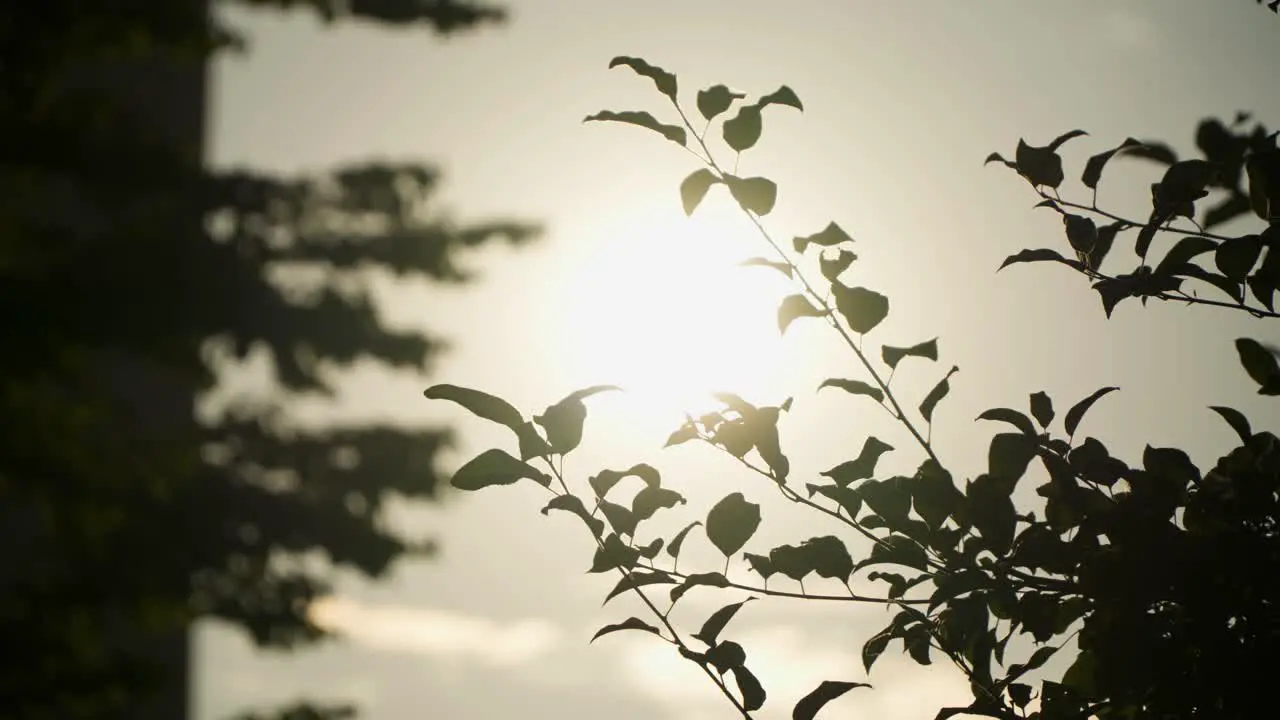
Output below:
[308,597,562,667]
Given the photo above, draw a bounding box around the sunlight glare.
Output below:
[553,201,796,431]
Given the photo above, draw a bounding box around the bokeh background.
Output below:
[194,0,1275,718]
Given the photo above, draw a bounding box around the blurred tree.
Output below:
[0,1,537,719]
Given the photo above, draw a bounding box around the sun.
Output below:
[552,202,797,429]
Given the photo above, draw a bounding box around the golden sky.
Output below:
[199,2,1280,719]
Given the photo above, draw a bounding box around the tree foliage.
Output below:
[426,29,1280,720]
[1,1,534,718]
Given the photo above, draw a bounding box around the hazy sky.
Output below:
[199,2,1279,719]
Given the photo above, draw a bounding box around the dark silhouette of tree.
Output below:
[423,7,1279,719]
[1,2,536,719]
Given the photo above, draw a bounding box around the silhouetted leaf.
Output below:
[1065,386,1119,437]
[793,681,871,720]
[778,294,826,334]
[425,385,550,457]
[832,284,889,334]
[591,617,661,643]
[584,110,686,146]
[725,175,778,215]
[1082,137,1144,189]
[1029,392,1054,428]
[670,572,731,603]
[732,665,766,711]
[985,151,1017,170]
[757,85,804,111]
[633,486,686,521]
[1015,139,1066,188]
[820,248,858,281]
[861,535,928,571]
[723,105,763,152]
[608,56,678,100]
[920,366,960,423]
[541,494,605,537]
[1246,146,1280,221]
[1063,214,1097,254]
[794,222,854,254]
[882,339,939,370]
[1048,129,1088,151]
[590,463,660,498]
[807,483,863,519]
[818,378,884,404]
[451,449,550,490]
[1088,221,1123,271]
[1008,683,1033,709]
[1235,338,1280,394]
[598,500,637,537]
[988,433,1037,482]
[665,422,699,447]
[800,535,854,580]
[535,385,621,454]
[821,437,894,486]
[911,461,961,530]
[966,475,1017,555]
[603,571,675,605]
[976,408,1037,437]
[706,493,762,557]
[667,521,703,559]
[694,598,754,646]
[697,84,745,121]
[589,533,641,573]
[707,640,748,673]
[859,477,912,522]
[862,630,892,672]
[744,552,775,580]
[1208,406,1253,443]
[740,256,794,278]
[1143,445,1201,486]
[681,168,720,215]
[998,248,1083,272]
[769,543,815,582]
[1215,234,1263,281]
[1155,236,1217,276]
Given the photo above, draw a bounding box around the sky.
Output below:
[198,2,1280,719]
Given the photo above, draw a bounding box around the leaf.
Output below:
[632,486,685,521]
[861,630,891,673]
[541,494,605,537]
[807,483,863,519]
[665,422,699,448]
[769,543,815,582]
[1088,221,1123,271]
[858,477,912,522]
[680,168,720,216]
[793,681,871,720]
[861,535,928,571]
[598,500,638,537]
[988,433,1037,482]
[667,521,703,559]
[832,284,890,334]
[725,175,778,215]
[1155,236,1217,276]
[694,598,754,646]
[757,85,804,111]
[697,84,745,121]
[1015,139,1066,189]
[591,617,661,643]
[1235,338,1280,394]
[778,294,826,334]
[1048,129,1088,151]
[997,247,1083,272]
[535,385,621,454]
[1064,386,1119,437]
[1082,137,1144,189]
[821,437,894,486]
[590,463,661,498]
[744,552,775,580]
[1214,234,1263,282]
[820,248,857,281]
[608,56,678,100]
[740,256,794,278]
[451,449,550,490]
[920,366,960,423]
[589,533,641,573]
[911,461,961,531]
[799,535,854,580]
[1063,214,1097,254]
[584,110,686,146]
[984,151,1017,169]
[882,339,939,370]
[706,493,762,557]
[424,384,550,458]
[1029,392,1054,428]
[1208,405,1253,443]
[707,640,748,673]
[670,572,731,603]
[732,665,767,711]
[793,222,855,254]
[603,571,675,605]
[975,408,1037,437]
[818,378,883,404]
[723,105,763,152]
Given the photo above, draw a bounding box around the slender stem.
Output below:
[633,560,931,604]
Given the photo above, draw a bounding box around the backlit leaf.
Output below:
[591,617,662,643]
[667,521,703,559]
[920,366,960,423]
[697,84,746,121]
[706,493,762,557]
[833,284,890,334]
[1208,405,1253,443]
[725,175,778,215]
[818,378,884,404]
[740,256,794,278]
[451,449,550,490]
[694,598,754,646]
[778,294,826,334]
[1064,386,1119,437]
[793,681,871,720]
[603,571,675,606]
[607,56,678,100]
[723,105,763,152]
[793,222,854,254]
[882,339,939,370]
[584,110,686,146]
[1029,391,1054,428]
[680,168,720,215]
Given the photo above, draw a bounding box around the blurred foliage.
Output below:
[426,7,1279,719]
[1,0,535,718]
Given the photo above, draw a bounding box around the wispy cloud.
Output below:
[309,597,562,667]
